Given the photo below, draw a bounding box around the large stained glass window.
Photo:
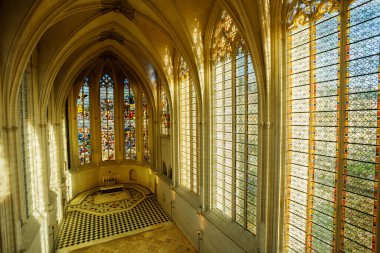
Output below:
[124,78,136,160]
[100,74,115,161]
[77,77,91,165]
[212,10,258,234]
[161,85,170,135]
[142,93,150,161]
[179,57,199,194]
[286,1,379,252]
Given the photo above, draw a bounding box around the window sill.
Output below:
[160,134,170,139]
[71,160,152,172]
[174,186,201,210]
[203,209,257,252]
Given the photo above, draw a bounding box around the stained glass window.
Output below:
[142,93,150,162]
[124,78,136,160]
[19,71,33,217]
[212,10,258,235]
[77,77,91,165]
[179,57,199,194]
[161,85,170,135]
[100,74,115,161]
[286,1,379,252]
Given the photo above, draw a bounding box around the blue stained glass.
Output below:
[124,79,136,160]
[100,74,115,161]
[77,77,91,165]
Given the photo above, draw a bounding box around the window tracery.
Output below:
[212,10,238,61]
[287,0,340,29]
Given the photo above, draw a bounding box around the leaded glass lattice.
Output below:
[124,78,136,160]
[179,57,199,194]
[77,77,91,165]
[342,1,379,252]
[212,10,258,235]
[100,74,115,161]
[286,1,379,252]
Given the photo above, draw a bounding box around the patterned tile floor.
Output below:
[70,223,196,253]
[66,187,145,214]
[56,185,171,252]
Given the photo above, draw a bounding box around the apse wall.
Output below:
[156,177,256,253]
[70,165,156,198]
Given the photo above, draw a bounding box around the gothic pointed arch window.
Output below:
[100,73,115,161]
[72,63,152,167]
[77,77,91,165]
[286,1,380,252]
[212,10,259,234]
[179,56,199,194]
[124,78,136,160]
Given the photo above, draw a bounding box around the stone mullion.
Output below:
[113,75,123,162]
[373,49,380,253]
[135,82,143,163]
[231,50,237,221]
[335,2,348,251]
[189,77,194,192]
[244,49,249,229]
[92,76,101,165]
[285,23,293,251]
[222,60,226,214]
[305,19,316,253]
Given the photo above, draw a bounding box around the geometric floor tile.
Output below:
[66,185,147,215]
[56,185,171,251]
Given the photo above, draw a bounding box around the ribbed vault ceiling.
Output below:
[0,0,220,114]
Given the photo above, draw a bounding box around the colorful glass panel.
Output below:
[124,78,136,160]
[161,85,170,135]
[142,93,150,162]
[100,74,115,161]
[77,77,91,165]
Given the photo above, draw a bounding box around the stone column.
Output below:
[0,125,22,253]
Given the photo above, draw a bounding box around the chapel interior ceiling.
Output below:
[30,0,215,108]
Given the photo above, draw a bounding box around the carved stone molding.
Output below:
[100,0,135,20]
